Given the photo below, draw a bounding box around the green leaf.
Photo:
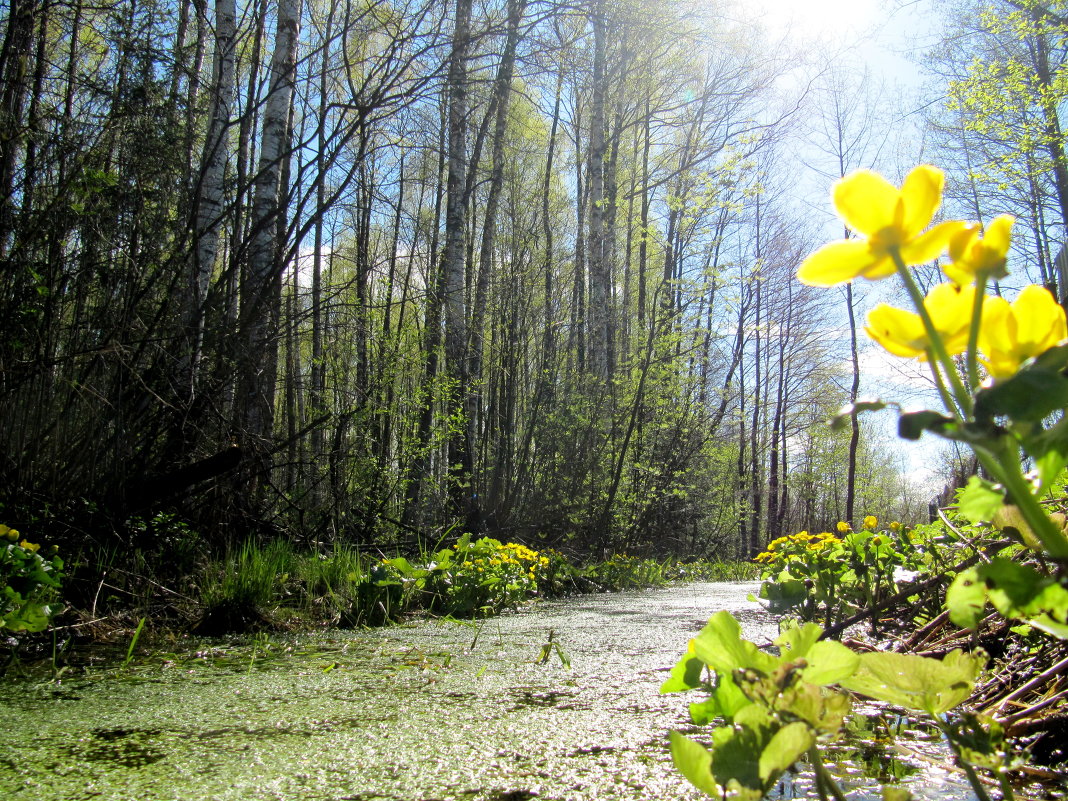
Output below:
[775,621,861,684]
[758,722,814,784]
[975,367,1068,422]
[782,682,852,735]
[957,475,1004,522]
[691,610,778,675]
[710,724,764,792]
[829,400,887,431]
[660,643,706,693]
[669,731,719,797]
[798,641,862,686]
[1025,416,1068,491]
[882,787,915,801]
[689,673,753,723]
[839,650,986,716]
[1031,342,1068,372]
[898,410,954,440]
[758,575,808,613]
[946,567,987,629]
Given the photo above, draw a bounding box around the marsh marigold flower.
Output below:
[863,515,878,529]
[979,285,1068,379]
[836,521,851,533]
[797,166,965,287]
[865,282,976,359]
[944,215,1013,285]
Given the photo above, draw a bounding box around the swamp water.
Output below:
[0,582,973,800]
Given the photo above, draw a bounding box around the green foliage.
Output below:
[947,556,1068,639]
[663,610,994,801]
[0,524,64,633]
[754,517,936,627]
[199,540,297,611]
[387,535,547,616]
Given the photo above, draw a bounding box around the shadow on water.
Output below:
[0,582,980,800]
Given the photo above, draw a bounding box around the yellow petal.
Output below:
[944,215,1014,283]
[1013,285,1067,355]
[924,282,975,354]
[899,165,945,238]
[947,223,981,265]
[865,304,928,358]
[833,170,900,238]
[899,220,968,266]
[984,215,1014,260]
[979,295,1019,378]
[797,239,886,286]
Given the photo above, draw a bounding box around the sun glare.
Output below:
[748,0,879,42]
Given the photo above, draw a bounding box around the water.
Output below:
[0,582,974,800]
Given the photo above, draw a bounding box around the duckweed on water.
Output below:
[0,583,975,801]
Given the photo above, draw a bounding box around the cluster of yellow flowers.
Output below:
[755,531,844,563]
[456,541,548,582]
[0,523,47,553]
[798,165,1066,378]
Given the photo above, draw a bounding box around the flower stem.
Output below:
[807,745,848,801]
[891,250,973,417]
[941,721,995,801]
[966,270,989,392]
[977,443,1068,559]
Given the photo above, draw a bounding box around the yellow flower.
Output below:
[836,521,851,533]
[797,166,965,286]
[865,282,975,359]
[944,215,1014,284]
[19,540,40,553]
[889,521,901,532]
[863,515,878,530]
[979,285,1068,379]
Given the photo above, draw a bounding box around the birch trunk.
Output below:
[237,0,300,460]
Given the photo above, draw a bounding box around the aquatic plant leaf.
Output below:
[689,673,752,723]
[775,620,823,654]
[781,682,852,735]
[757,574,807,613]
[709,724,764,792]
[1029,418,1068,491]
[957,475,1004,523]
[799,641,861,686]
[830,400,887,431]
[660,641,706,693]
[975,367,1068,423]
[946,567,986,629]
[691,610,778,675]
[838,649,985,715]
[948,559,1068,638]
[733,701,774,733]
[882,787,915,801]
[897,410,954,440]
[668,731,719,797]
[758,721,814,785]
[776,622,860,685]
[1029,614,1068,639]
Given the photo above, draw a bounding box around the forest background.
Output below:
[0,0,1062,563]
